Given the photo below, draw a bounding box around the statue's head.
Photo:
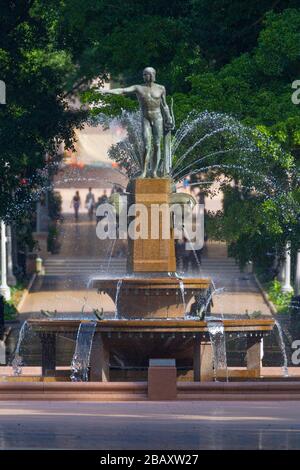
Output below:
[143,67,156,83]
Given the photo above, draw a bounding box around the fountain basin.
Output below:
[22,318,275,383]
[28,318,275,334]
[92,277,212,318]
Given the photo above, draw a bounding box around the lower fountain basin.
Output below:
[27,317,274,367]
[92,277,212,319]
[28,318,275,333]
[22,318,276,383]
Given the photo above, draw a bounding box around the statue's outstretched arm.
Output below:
[98,85,137,96]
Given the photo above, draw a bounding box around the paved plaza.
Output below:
[0,400,299,449]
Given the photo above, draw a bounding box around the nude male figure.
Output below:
[100,67,173,178]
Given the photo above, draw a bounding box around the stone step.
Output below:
[44,256,242,276]
[44,266,239,271]
[45,256,237,263]
[45,260,239,268]
[44,260,126,265]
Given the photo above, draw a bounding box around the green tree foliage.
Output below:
[0,0,86,220]
[188,0,299,65]
[74,4,300,272]
[1,0,300,272]
[170,8,300,269]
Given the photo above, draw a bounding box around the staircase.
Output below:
[44,257,127,276]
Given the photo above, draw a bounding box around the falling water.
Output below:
[70,321,97,382]
[182,227,202,275]
[206,288,225,314]
[207,319,228,381]
[81,296,88,315]
[11,321,30,376]
[89,109,296,229]
[188,243,203,275]
[107,238,117,273]
[274,319,289,377]
[183,229,225,319]
[179,280,186,314]
[90,110,143,177]
[186,286,226,320]
[115,279,123,319]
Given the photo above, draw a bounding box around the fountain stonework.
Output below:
[93,176,210,319]
[27,67,275,387]
[28,174,274,382]
[129,178,176,273]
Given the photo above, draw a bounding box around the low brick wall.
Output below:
[0,381,148,401]
[1,380,300,401]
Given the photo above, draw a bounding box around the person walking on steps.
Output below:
[85,187,96,221]
[71,191,81,222]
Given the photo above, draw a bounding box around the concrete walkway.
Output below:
[0,400,299,449]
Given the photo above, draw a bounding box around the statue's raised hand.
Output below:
[164,118,174,133]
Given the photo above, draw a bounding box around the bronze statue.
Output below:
[99,67,174,178]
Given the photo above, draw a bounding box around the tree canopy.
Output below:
[0,0,86,220]
[1,0,300,271]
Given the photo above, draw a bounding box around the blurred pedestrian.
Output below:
[71,191,81,221]
[95,190,109,223]
[85,187,96,220]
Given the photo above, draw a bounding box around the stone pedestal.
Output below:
[246,336,261,378]
[148,359,177,400]
[128,178,176,272]
[41,333,56,377]
[193,335,214,381]
[90,332,110,382]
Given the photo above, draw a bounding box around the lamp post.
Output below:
[0,220,11,300]
[6,225,16,286]
[0,83,10,300]
[282,241,293,293]
[295,249,300,296]
[0,295,5,365]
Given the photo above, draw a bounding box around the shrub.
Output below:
[267,279,293,313]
